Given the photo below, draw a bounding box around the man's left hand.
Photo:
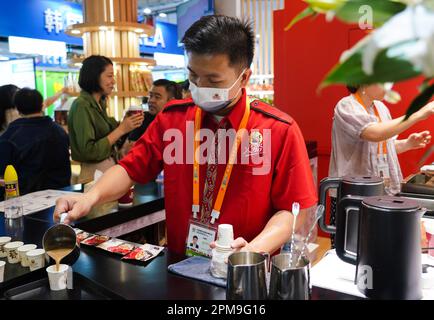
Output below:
[210,237,255,252]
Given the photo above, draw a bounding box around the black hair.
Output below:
[0,84,19,130]
[153,79,182,99]
[142,96,149,104]
[182,15,255,69]
[14,88,43,115]
[78,55,113,94]
[181,79,190,91]
[346,85,360,94]
[193,235,198,240]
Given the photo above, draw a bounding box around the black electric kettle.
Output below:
[319,176,384,254]
[336,195,425,299]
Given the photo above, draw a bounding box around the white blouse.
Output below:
[329,94,403,195]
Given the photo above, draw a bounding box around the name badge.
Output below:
[377,154,391,188]
[185,220,217,258]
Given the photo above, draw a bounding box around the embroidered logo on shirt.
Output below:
[243,131,263,157]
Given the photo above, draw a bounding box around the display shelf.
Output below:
[69,57,156,66]
[65,22,154,37]
[67,91,146,98]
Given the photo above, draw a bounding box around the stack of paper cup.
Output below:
[216,224,234,248]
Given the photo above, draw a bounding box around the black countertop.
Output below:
[25,182,165,233]
[0,180,358,300]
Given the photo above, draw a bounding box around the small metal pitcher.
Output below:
[226,251,268,300]
[268,253,311,300]
[43,213,79,266]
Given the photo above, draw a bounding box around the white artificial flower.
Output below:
[361,4,434,77]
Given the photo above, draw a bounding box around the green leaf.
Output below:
[304,0,346,12]
[321,46,420,88]
[336,0,407,27]
[404,83,434,120]
[419,78,434,92]
[285,6,316,31]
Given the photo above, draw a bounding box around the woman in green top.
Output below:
[68,55,144,183]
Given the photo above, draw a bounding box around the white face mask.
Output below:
[189,69,246,113]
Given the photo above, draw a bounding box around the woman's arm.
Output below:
[361,101,434,142]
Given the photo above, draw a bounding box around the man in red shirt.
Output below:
[54,15,317,256]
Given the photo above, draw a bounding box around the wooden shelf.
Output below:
[68,91,146,98]
[69,57,156,66]
[65,22,154,37]
[112,91,146,98]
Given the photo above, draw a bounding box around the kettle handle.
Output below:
[335,195,363,265]
[318,177,341,234]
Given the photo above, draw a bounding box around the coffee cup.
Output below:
[126,105,143,117]
[4,241,24,264]
[46,264,69,291]
[27,249,47,271]
[18,244,37,267]
[0,236,12,258]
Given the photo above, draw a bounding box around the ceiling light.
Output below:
[134,28,144,33]
[143,8,152,15]
[159,12,167,18]
[99,26,108,31]
[71,29,81,34]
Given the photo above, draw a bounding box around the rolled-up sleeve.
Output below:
[334,99,378,141]
[271,122,318,211]
[118,114,164,184]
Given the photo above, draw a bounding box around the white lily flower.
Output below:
[361,5,434,76]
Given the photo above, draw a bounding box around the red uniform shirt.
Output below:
[119,90,317,255]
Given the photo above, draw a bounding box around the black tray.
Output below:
[401,173,434,196]
[3,272,123,300]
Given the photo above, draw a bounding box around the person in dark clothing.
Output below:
[181,79,191,99]
[128,79,182,142]
[0,88,71,200]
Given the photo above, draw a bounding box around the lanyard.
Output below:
[192,98,251,224]
[354,93,387,156]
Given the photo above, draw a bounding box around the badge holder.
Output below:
[185,219,217,258]
[377,154,391,189]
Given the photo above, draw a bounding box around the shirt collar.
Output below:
[80,90,107,111]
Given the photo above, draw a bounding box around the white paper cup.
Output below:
[27,249,46,271]
[46,264,68,291]
[216,224,234,248]
[0,236,12,258]
[4,241,24,264]
[18,244,37,267]
[0,261,5,283]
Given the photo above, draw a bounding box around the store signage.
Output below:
[141,27,166,48]
[44,8,82,34]
[140,22,184,55]
[0,0,182,55]
[0,0,83,45]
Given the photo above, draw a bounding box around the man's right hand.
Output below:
[53,194,94,224]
